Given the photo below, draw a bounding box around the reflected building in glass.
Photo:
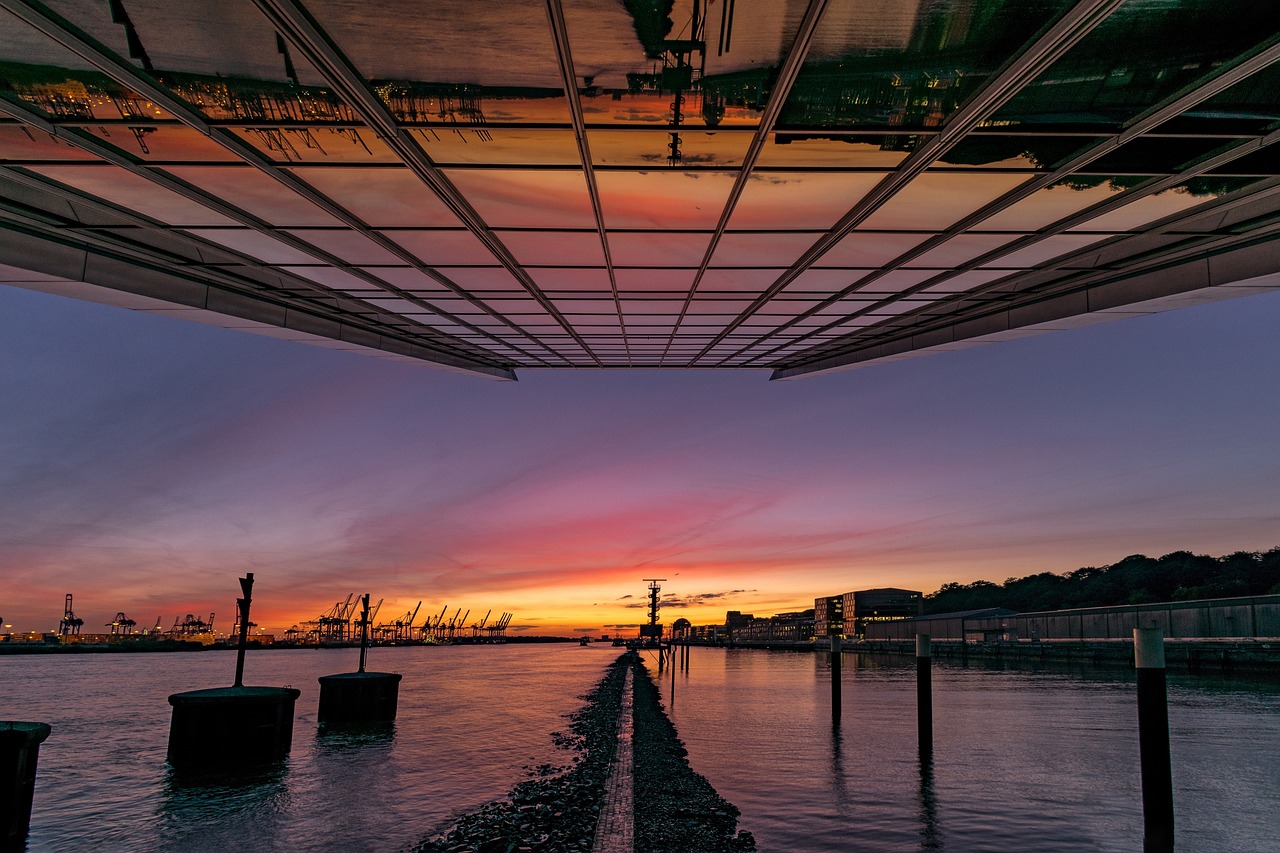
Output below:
[2,0,1279,379]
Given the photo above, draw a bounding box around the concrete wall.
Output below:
[867,595,1280,641]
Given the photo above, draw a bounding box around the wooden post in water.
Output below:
[1134,627,1174,852]
[917,633,932,757]
[830,633,842,721]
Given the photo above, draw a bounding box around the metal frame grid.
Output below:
[2,0,1279,379]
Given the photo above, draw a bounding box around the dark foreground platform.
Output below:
[167,686,301,771]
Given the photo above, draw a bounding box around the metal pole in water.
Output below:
[358,594,371,674]
[1134,627,1174,852]
[233,572,254,688]
[830,633,842,720]
[917,633,932,757]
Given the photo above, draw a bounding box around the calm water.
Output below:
[3,644,619,852]
[5,645,1280,851]
[659,648,1280,852]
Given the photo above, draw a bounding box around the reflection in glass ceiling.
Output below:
[1,0,1279,379]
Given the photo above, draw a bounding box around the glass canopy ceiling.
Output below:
[2,0,1279,380]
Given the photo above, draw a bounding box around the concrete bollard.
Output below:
[830,634,842,721]
[317,673,402,724]
[917,634,932,757]
[318,593,402,725]
[1,722,51,849]
[167,686,301,772]
[1134,628,1174,852]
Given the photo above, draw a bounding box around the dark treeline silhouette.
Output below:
[925,549,1280,615]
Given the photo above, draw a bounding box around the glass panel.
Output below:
[727,172,888,230]
[598,171,735,229]
[0,126,97,161]
[278,265,375,289]
[779,0,1074,131]
[975,179,1147,232]
[1067,178,1255,232]
[429,268,525,293]
[611,232,710,266]
[48,0,324,83]
[232,127,400,164]
[857,171,1032,230]
[820,231,931,267]
[307,0,565,89]
[29,164,237,225]
[289,167,466,228]
[1176,60,1280,136]
[588,130,753,167]
[992,0,1280,130]
[939,134,1100,170]
[286,230,405,265]
[614,269,695,294]
[75,125,241,162]
[381,229,502,265]
[528,268,614,292]
[184,229,320,264]
[444,169,596,228]
[979,233,1112,268]
[918,269,1011,294]
[903,234,1020,267]
[564,0,806,129]
[710,232,814,267]
[757,135,913,168]
[782,268,872,297]
[698,268,786,293]
[166,166,345,226]
[1084,136,1240,175]
[362,267,455,294]
[499,230,606,266]
[415,130,580,165]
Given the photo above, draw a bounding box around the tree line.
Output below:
[924,549,1280,615]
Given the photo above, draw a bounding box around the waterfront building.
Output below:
[729,610,817,644]
[816,588,922,638]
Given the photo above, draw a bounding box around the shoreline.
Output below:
[411,653,754,853]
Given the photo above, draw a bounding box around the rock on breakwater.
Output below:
[631,659,755,853]
[413,652,755,853]
[413,656,627,853]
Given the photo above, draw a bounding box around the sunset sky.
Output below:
[3,283,1280,636]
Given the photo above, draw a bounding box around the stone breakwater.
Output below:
[413,653,754,853]
[631,660,756,853]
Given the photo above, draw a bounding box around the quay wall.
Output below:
[867,594,1280,643]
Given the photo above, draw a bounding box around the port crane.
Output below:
[106,612,136,635]
[58,594,84,635]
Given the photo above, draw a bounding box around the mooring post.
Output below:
[168,572,299,772]
[357,594,370,674]
[1135,627,1174,852]
[917,633,932,757]
[830,632,842,720]
[233,572,254,688]
[1,722,51,850]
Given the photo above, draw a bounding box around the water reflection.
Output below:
[158,763,292,848]
[917,752,942,850]
[314,721,397,748]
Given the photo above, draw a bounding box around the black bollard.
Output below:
[168,686,300,771]
[168,573,300,772]
[917,634,932,757]
[830,633,842,721]
[318,594,402,725]
[1135,627,1174,852]
[1,722,51,849]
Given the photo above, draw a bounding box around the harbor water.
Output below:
[4,644,1279,851]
